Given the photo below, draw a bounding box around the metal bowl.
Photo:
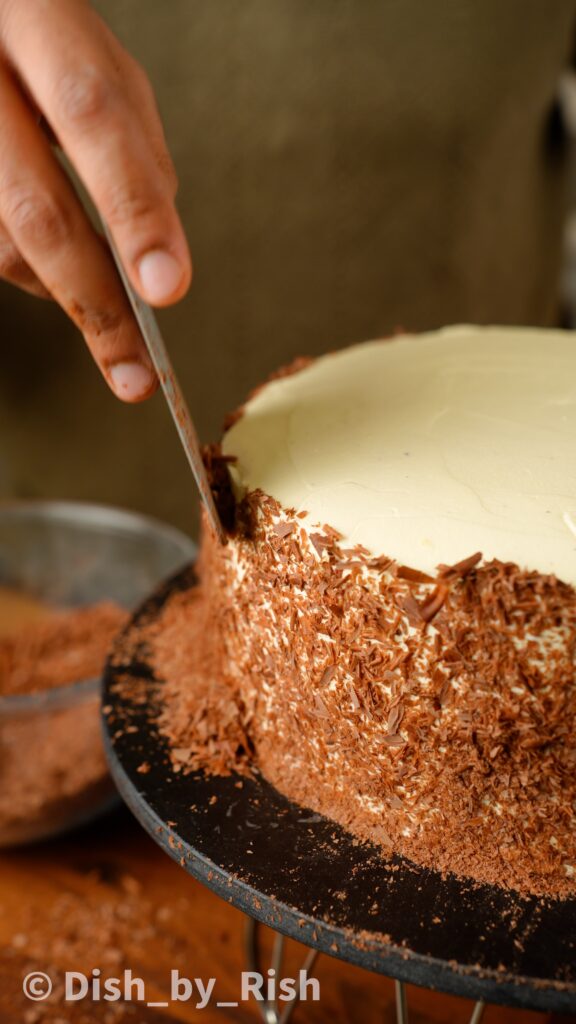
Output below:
[0,500,196,846]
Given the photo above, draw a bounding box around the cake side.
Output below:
[154,493,576,898]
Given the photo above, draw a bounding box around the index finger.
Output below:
[2,0,192,307]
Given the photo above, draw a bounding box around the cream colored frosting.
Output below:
[223,325,576,584]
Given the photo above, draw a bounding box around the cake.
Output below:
[155,325,576,897]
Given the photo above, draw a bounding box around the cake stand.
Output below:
[102,566,576,1021]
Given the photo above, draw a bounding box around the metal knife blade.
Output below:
[103,223,226,545]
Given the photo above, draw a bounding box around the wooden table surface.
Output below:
[0,806,572,1024]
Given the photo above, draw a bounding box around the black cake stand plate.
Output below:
[102,565,576,1015]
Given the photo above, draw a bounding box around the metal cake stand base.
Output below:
[102,566,576,1017]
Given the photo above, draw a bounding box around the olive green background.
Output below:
[1,1,575,536]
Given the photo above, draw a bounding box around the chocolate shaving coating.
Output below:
[151,495,576,899]
[201,444,237,533]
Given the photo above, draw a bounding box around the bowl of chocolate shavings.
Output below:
[0,501,195,846]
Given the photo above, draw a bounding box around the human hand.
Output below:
[0,0,192,401]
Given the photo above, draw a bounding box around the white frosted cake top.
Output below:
[223,325,576,584]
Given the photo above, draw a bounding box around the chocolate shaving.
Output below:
[273,521,296,539]
[310,533,329,557]
[399,593,425,627]
[419,583,449,623]
[318,665,336,687]
[383,735,406,747]
[386,703,404,735]
[397,566,435,584]
[438,551,483,580]
[313,694,330,718]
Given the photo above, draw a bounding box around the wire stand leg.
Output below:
[395,979,409,1024]
[244,916,320,1024]
[468,1001,486,1024]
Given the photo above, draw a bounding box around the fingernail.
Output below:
[110,361,155,401]
[137,249,183,304]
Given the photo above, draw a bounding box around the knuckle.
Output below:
[158,151,178,195]
[104,182,160,228]
[0,242,25,280]
[53,67,111,128]
[68,300,123,339]
[1,188,69,250]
